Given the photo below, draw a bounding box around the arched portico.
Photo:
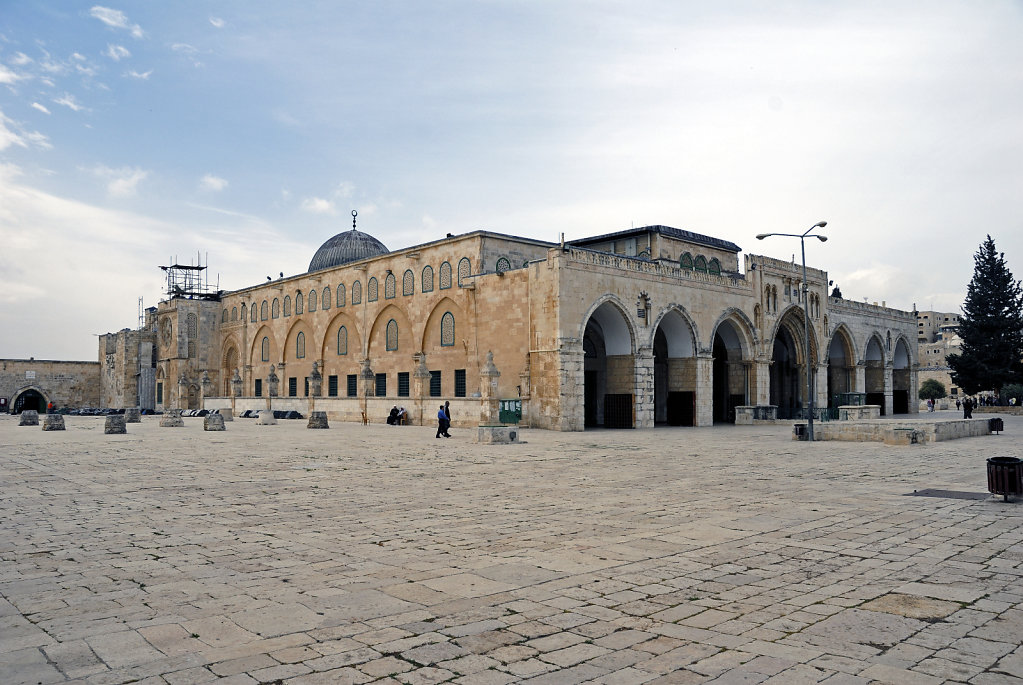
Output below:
[892,337,912,414]
[582,299,636,428]
[711,314,754,423]
[864,334,887,415]
[826,326,856,405]
[651,307,698,426]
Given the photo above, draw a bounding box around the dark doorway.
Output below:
[13,389,46,414]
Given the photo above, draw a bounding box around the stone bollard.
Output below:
[204,413,226,431]
[160,409,184,427]
[255,410,278,425]
[217,408,234,422]
[18,410,40,426]
[42,414,66,431]
[307,411,329,429]
[105,415,127,434]
[124,407,142,423]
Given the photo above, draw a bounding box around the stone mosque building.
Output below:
[138,217,919,430]
[3,218,919,428]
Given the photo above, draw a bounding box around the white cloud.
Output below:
[199,174,228,192]
[125,69,152,80]
[209,17,225,28]
[104,44,131,61]
[0,63,24,84]
[53,93,85,112]
[31,102,51,115]
[89,164,149,197]
[9,52,33,66]
[0,110,49,151]
[171,43,203,68]
[89,6,145,39]
[334,181,355,199]
[300,197,335,214]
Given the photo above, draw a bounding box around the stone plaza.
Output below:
[2,412,1021,685]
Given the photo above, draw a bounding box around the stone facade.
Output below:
[181,224,918,430]
[0,358,100,413]
[98,325,157,410]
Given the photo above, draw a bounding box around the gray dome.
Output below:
[308,229,388,272]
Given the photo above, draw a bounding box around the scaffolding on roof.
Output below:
[160,253,221,301]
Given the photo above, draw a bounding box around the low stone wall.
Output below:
[838,405,880,421]
[205,397,483,427]
[814,418,992,444]
[977,406,1023,416]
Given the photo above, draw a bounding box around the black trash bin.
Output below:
[987,456,1023,502]
[989,417,1004,433]
[793,423,807,441]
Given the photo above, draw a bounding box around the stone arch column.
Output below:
[634,345,655,429]
[884,364,894,416]
[752,358,772,407]
[559,337,585,431]
[695,353,714,427]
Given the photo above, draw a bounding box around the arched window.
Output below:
[272,298,280,318]
[441,312,455,347]
[496,257,511,273]
[694,256,708,273]
[261,336,270,362]
[322,286,331,310]
[439,262,452,289]
[386,319,398,351]
[283,296,291,316]
[422,266,434,293]
[680,253,694,270]
[385,272,396,299]
[308,289,317,312]
[708,258,721,276]
[296,291,304,314]
[337,326,347,355]
[260,301,268,320]
[231,306,238,321]
[187,313,198,338]
[337,283,345,307]
[352,280,362,304]
[368,277,378,302]
[222,309,228,323]
[457,257,471,286]
[296,331,306,359]
[250,303,257,322]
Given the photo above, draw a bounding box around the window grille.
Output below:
[430,370,441,397]
[457,257,470,285]
[337,326,347,355]
[328,375,338,396]
[455,369,466,397]
[296,331,306,358]
[375,373,387,397]
[260,301,268,320]
[232,307,237,321]
[439,262,452,289]
[187,313,198,338]
[222,309,228,323]
[283,296,291,316]
[322,286,331,310]
[496,257,511,273]
[251,303,257,322]
[272,298,280,318]
[385,272,396,299]
[403,269,414,295]
[386,319,398,351]
[368,277,378,301]
[352,281,362,304]
[261,337,270,362]
[422,266,434,292]
[680,253,694,270]
[296,291,304,314]
[694,256,707,273]
[254,379,262,397]
[309,289,317,312]
[288,377,297,397]
[337,283,345,307]
[398,372,410,397]
[441,312,455,347]
[347,374,357,397]
[708,258,721,276]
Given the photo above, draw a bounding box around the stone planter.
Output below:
[160,409,184,427]
[307,411,329,429]
[124,407,142,423]
[104,415,127,434]
[18,410,39,426]
[204,413,226,431]
[42,414,66,431]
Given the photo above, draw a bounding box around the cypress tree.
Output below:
[947,235,1023,395]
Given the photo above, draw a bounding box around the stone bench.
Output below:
[476,425,521,444]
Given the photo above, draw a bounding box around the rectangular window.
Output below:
[455,369,466,397]
[288,377,297,397]
[156,382,163,404]
[328,375,338,397]
[375,373,387,397]
[430,370,442,397]
[398,372,410,397]
[304,377,309,397]
[255,379,263,397]
[347,374,357,397]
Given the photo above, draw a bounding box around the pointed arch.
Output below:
[422,297,468,353]
[249,325,278,366]
[648,304,700,356]
[579,294,637,357]
[321,311,363,367]
[284,320,315,363]
[368,304,412,358]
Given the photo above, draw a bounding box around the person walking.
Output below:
[443,401,452,437]
[436,405,450,438]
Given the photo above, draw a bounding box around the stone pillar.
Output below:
[200,370,213,410]
[359,358,374,424]
[42,414,66,431]
[310,361,323,397]
[695,353,714,427]
[231,368,242,416]
[413,354,431,427]
[854,362,866,395]
[479,351,500,425]
[909,364,920,414]
[634,345,655,429]
[814,363,828,414]
[204,413,226,431]
[752,359,772,406]
[18,410,39,426]
[124,407,141,423]
[307,411,329,429]
[884,365,894,416]
[104,415,127,434]
[266,365,280,411]
[160,409,184,427]
[557,338,584,431]
[177,373,189,410]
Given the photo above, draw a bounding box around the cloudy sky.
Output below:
[2,1,1022,360]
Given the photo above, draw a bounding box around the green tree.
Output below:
[918,379,947,402]
[947,235,1023,394]
[1001,383,1023,406]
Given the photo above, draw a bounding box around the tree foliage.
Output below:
[947,235,1023,394]
[918,379,947,401]
[1002,383,1023,405]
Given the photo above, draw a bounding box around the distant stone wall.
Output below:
[0,358,100,412]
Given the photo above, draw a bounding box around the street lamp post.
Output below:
[756,221,828,441]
